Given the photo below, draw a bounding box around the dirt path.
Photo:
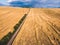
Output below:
[7,8,30,45]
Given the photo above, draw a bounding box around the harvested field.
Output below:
[12,8,60,45]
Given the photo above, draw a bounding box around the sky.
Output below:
[0,0,60,7]
[0,0,8,4]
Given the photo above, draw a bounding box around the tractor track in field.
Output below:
[39,14,60,45]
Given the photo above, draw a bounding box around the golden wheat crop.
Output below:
[0,7,29,40]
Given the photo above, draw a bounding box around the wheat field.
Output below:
[0,7,29,40]
[12,8,60,45]
[0,7,60,45]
